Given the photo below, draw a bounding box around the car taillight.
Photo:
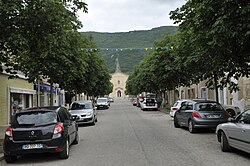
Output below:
[192,112,202,118]
[172,107,178,111]
[5,127,13,137]
[53,123,64,135]
[224,111,230,118]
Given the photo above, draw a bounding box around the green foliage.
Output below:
[126,33,190,95]
[127,0,250,97]
[170,0,250,93]
[0,0,116,102]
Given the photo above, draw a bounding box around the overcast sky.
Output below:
[78,0,186,32]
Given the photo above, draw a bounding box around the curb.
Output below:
[159,109,170,114]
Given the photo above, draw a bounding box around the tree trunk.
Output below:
[213,73,219,103]
[37,77,41,107]
[50,82,54,106]
[75,90,77,101]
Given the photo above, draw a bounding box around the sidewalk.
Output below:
[0,125,8,161]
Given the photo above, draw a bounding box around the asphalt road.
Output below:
[1,98,250,166]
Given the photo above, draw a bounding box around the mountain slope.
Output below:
[81,26,178,73]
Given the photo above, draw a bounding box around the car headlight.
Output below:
[86,112,93,116]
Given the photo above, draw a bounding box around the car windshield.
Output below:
[12,111,57,127]
[98,99,107,103]
[173,101,179,107]
[196,103,224,112]
[146,98,155,103]
[71,103,92,110]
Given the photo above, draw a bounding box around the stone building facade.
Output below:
[167,77,250,112]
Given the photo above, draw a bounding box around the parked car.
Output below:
[222,105,241,117]
[3,106,79,163]
[96,97,110,109]
[174,99,230,133]
[216,109,250,154]
[108,97,114,102]
[69,100,97,125]
[170,99,192,118]
[140,98,158,111]
[137,96,145,107]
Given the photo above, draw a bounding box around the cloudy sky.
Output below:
[78,0,186,32]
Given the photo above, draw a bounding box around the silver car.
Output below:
[96,98,110,110]
[69,100,97,125]
[216,109,250,154]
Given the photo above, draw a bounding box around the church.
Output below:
[110,57,128,98]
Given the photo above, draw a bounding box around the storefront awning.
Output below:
[9,87,36,94]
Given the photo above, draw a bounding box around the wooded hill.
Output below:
[81,26,178,73]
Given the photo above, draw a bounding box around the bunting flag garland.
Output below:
[83,46,173,52]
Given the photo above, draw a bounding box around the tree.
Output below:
[0,0,88,106]
[126,33,192,97]
[170,0,250,101]
[0,0,24,72]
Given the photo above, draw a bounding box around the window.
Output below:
[196,103,223,112]
[14,111,57,126]
[200,88,208,99]
[173,101,179,107]
[236,110,250,124]
[180,102,187,111]
[97,98,107,103]
[186,103,193,110]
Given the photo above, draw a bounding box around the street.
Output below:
[1,98,250,166]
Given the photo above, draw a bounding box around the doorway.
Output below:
[117,90,122,97]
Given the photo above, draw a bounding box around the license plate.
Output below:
[206,115,220,118]
[22,144,43,150]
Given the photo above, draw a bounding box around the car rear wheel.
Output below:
[188,120,196,133]
[174,116,180,128]
[220,131,231,152]
[4,154,17,163]
[59,139,69,159]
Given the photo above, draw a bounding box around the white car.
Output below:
[222,105,241,117]
[170,99,192,118]
[216,109,250,154]
[96,98,110,110]
[140,98,158,111]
